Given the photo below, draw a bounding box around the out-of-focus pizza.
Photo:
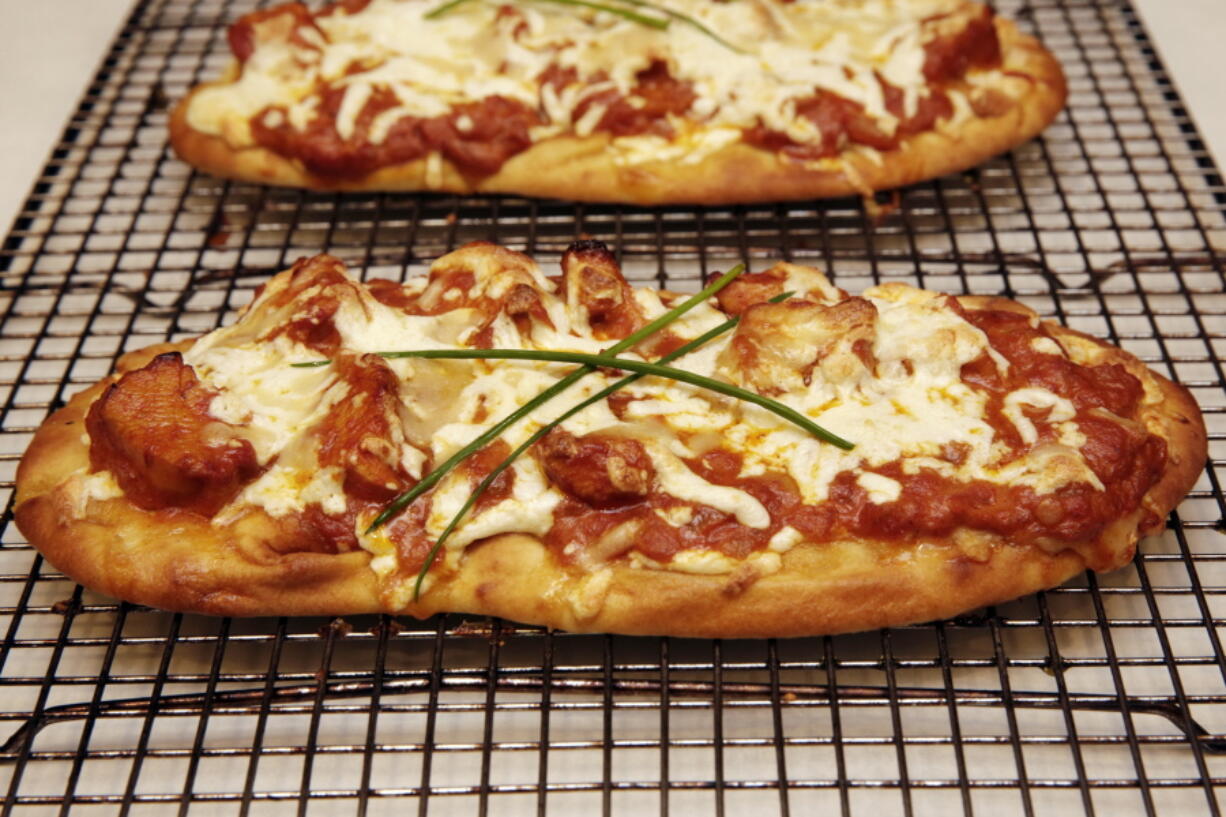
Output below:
[171,0,1066,203]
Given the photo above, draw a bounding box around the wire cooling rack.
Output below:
[1,0,1224,814]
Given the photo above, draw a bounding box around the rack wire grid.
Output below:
[0,0,1224,814]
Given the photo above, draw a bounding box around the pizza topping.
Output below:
[81,247,1171,598]
[85,352,262,516]
[361,255,745,543]
[187,0,1010,177]
[227,3,321,64]
[714,262,846,315]
[424,439,560,550]
[718,297,877,395]
[560,240,645,340]
[576,60,698,139]
[882,79,954,135]
[370,347,852,448]
[251,90,541,177]
[459,438,518,511]
[715,270,788,316]
[232,463,348,520]
[921,5,1001,82]
[960,306,1144,416]
[314,354,417,501]
[539,429,655,507]
[857,471,903,504]
[361,256,754,597]
[249,254,366,356]
[1000,387,1076,447]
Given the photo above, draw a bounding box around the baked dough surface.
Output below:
[169,16,1066,205]
[15,272,1205,637]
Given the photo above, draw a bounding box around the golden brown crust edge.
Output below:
[168,18,1067,205]
[14,342,379,617]
[13,301,1206,636]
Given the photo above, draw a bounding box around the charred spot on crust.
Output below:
[565,239,612,257]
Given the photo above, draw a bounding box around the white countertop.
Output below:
[0,0,1223,237]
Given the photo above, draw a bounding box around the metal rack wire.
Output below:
[0,0,1223,813]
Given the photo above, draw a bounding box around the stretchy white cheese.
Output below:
[152,250,1122,595]
[186,0,977,162]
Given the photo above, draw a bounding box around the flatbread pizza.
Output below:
[170,0,1067,204]
[14,243,1205,636]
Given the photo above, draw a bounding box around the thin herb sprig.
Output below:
[373,348,853,449]
[358,263,747,533]
[532,0,670,28]
[407,291,793,599]
[423,0,741,51]
[423,0,473,17]
[614,0,744,52]
[426,0,669,29]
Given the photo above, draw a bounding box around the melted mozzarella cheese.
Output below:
[858,472,903,504]
[96,253,1120,590]
[1031,336,1063,355]
[227,464,347,518]
[768,525,804,554]
[645,442,771,529]
[1002,387,1077,446]
[426,455,562,548]
[185,334,339,464]
[187,0,976,161]
[82,471,123,503]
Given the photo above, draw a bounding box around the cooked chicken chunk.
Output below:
[86,353,261,516]
[314,354,416,502]
[539,429,655,507]
[714,261,847,315]
[720,297,878,394]
[561,240,644,340]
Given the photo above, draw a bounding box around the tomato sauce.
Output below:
[578,61,697,139]
[251,88,540,179]
[881,82,955,136]
[739,9,996,160]
[462,439,517,512]
[233,2,1003,176]
[385,497,436,574]
[741,78,960,160]
[228,4,318,64]
[294,501,371,553]
[922,7,1002,83]
[535,304,1165,572]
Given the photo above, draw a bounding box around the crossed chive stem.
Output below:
[295,264,854,598]
[425,0,744,53]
